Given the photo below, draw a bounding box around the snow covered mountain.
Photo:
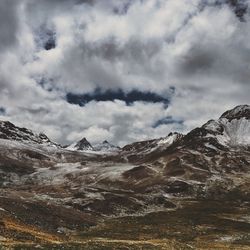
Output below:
[67,138,120,153]
[66,137,93,151]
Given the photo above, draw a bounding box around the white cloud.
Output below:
[0,0,249,146]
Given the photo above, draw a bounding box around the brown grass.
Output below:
[2,218,62,244]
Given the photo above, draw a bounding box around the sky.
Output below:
[0,0,249,146]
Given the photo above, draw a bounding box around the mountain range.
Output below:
[0,105,249,249]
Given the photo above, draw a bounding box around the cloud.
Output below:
[0,0,21,52]
[0,0,249,146]
[153,116,184,128]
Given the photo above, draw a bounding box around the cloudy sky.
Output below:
[0,0,249,146]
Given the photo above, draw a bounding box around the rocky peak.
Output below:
[184,105,250,149]
[75,137,93,151]
[38,133,51,143]
[220,105,250,121]
[67,137,93,151]
[0,120,56,146]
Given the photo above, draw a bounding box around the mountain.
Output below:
[93,140,120,152]
[0,105,250,248]
[67,138,120,153]
[121,132,183,162]
[66,137,93,151]
[0,120,57,147]
[201,104,250,147]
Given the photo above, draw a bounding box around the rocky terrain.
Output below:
[0,105,249,249]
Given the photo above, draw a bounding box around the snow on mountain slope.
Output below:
[203,105,250,147]
[31,162,136,186]
[218,117,250,146]
[123,132,182,153]
[157,132,183,146]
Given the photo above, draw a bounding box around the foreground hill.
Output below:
[0,105,249,249]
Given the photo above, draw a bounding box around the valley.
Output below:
[0,105,249,249]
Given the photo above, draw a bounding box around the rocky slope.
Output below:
[0,121,58,147]
[0,105,249,248]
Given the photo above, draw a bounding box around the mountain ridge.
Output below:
[0,120,58,147]
[0,104,250,152]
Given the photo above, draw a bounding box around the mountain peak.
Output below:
[195,105,250,148]
[0,120,56,146]
[93,140,120,152]
[78,137,89,143]
[68,137,93,151]
[220,105,250,121]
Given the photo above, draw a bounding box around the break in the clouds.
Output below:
[66,88,172,106]
[0,0,249,146]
